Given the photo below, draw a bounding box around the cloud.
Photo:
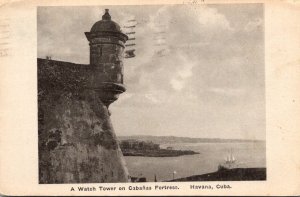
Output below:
[188,5,233,31]
[38,5,265,139]
[170,78,184,91]
[147,6,171,32]
[116,92,133,105]
[122,5,235,94]
[244,18,263,32]
[170,52,195,91]
[208,87,245,97]
[118,11,136,32]
[144,93,160,104]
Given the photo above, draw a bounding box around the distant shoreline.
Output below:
[119,138,199,157]
[119,135,264,157]
[118,135,265,144]
[122,149,199,157]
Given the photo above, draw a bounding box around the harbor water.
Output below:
[124,141,266,182]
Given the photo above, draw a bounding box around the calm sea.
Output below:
[124,141,266,182]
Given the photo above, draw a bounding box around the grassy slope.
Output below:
[167,168,266,182]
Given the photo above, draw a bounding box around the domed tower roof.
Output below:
[85,9,128,43]
[90,9,121,33]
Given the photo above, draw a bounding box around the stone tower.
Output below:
[85,9,128,107]
[38,9,129,183]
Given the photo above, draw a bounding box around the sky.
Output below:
[37,4,265,140]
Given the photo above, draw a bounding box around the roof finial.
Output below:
[102,9,111,20]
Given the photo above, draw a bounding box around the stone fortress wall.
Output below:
[38,9,129,183]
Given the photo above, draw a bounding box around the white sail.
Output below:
[226,155,230,163]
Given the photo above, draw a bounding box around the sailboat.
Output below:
[218,148,236,171]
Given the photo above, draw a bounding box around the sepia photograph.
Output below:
[37,4,266,184]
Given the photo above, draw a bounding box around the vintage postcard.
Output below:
[0,0,299,196]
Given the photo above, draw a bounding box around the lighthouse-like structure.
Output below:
[38,9,130,183]
[85,9,128,107]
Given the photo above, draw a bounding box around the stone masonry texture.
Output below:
[38,59,129,183]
